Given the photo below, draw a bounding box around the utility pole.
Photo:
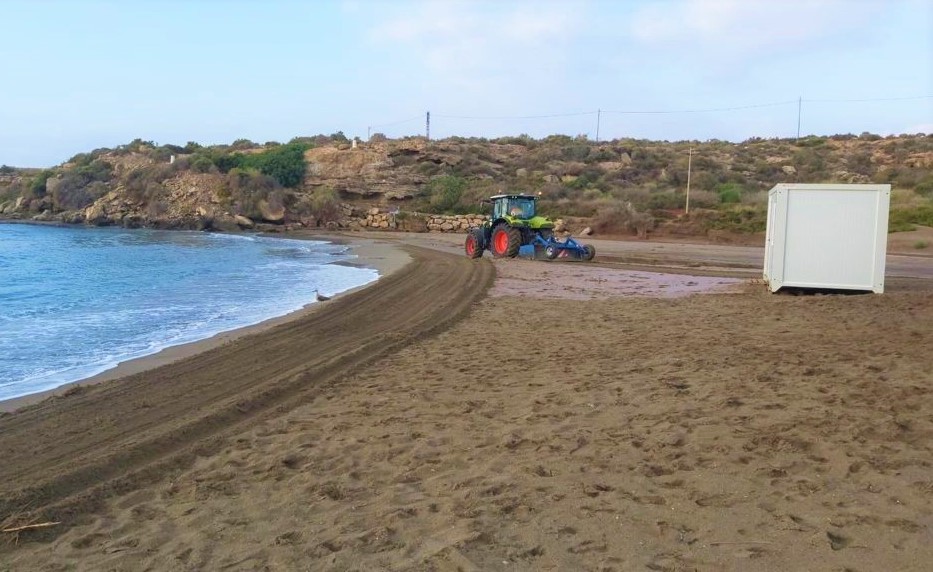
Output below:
[595,109,601,143]
[426,111,430,141]
[796,96,802,139]
[367,126,371,141]
[685,147,693,215]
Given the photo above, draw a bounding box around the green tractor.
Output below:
[464,194,596,261]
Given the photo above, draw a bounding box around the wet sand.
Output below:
[1,238,931,571]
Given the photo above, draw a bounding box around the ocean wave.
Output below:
[0,225,380,401]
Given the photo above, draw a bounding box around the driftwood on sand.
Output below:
[2,521,61,533]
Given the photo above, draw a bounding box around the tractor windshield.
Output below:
[506,197,535,219]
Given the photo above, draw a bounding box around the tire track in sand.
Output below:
[0,245,494,537]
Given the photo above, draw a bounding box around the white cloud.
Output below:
[368,1,584,93]
[630,0,881,60]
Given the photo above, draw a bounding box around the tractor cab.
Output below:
[491,194,536,220]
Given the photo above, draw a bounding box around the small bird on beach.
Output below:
[315,290,331,302]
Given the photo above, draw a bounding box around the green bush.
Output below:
[231,138,256,150]
[146,147,173,162]
[587,147,618,162]
[288,136,317,146]
[914,177,933,197]
[492,134,536,147]
[426,175,468,213]
[238,142,310,188]
[706,206,768,233]
[567,167,603,190]
[213,153,243,174]
[794,136,827,148]
[889,206,933,232]
[190,155,215,174]
[715,183,744,204]
[261,142,310,187]
[118,138,155,154]
[51,160,113,210]
[0,164,15,174]
[29,170,54,198]
[561,143,590,162]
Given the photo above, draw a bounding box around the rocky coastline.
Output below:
[0,195,490,235]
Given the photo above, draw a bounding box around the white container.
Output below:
[764,183,890,293]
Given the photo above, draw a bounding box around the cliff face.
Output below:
[304,144,421,199]
[302,139,524,200]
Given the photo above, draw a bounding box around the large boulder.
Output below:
[234,215,254,229]
[84,204,110,226]
[212,215,241,232]
[63,211,85,224]
[258,199,285,223]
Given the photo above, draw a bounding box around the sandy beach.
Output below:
[1,234,931,571]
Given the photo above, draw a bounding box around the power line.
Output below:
[433,111,597,120]
[602,100,797,115]
[802,94,933,103]
[368,115,423,129]
[429,95,930,121]
[366,93,931,139]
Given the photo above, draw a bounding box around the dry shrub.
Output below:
[146,200,168,218]
[592,200,655,237]
[686,190,720,209]
[225,168,280,219]
[295,187,341,226]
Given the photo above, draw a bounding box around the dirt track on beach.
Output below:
[1,238,931,571]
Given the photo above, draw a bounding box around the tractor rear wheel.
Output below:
[491,225,521,258]
[583,244,596,261]
[464,229,483,259]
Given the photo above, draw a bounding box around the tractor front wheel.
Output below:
[464,229,483,259]
[491,225,521,258]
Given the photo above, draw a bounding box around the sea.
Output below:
[0,223,379,401]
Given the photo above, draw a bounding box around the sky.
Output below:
[1,0,931,167]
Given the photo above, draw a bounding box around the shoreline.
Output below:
[0,232,411,413]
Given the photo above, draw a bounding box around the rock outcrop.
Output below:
[304,145,425,200]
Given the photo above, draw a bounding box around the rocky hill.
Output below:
[1,133,931,238]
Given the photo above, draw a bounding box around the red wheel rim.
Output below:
[465,236,475,255]
[494,230,508,253]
